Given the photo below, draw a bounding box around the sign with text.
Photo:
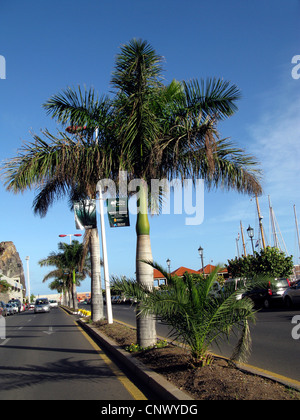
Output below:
[74,200,97,230]
[107,198,130,228]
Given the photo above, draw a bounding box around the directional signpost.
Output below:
[107,198,130,228]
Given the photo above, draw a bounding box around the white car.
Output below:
[10,303,19,313]
[34,298,50,313]
[49,300,58,308]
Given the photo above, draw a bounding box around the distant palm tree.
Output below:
[39,240,90,309]
[1,39,262,346]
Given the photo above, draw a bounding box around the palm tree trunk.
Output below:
[63,289,68,306]
[72,269,78,310]
[68,288,72,308]
[135,181,157,348]
[90,227,104,322]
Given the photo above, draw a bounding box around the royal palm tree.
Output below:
[1,39,262,346]
[107,39,262,347]
[1,96,114,321]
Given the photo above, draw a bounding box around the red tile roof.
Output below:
[198,264,228,274]
[153,268,166,279]
[171,266,200,276]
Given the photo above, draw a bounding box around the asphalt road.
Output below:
[0,307,148,400]
[97,302,300,384]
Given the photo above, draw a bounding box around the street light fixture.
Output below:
[165,258,171,286]
[198,246,204,275]
[166,258,171,273]
[247,225,255,254]
[59,234,82,244]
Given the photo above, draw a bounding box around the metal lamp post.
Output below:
[166,258,171,286]
[25,256,30,303]
[198,246,204,275]
[247,225,255,254]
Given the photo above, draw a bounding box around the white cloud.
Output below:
[248,85,300,200]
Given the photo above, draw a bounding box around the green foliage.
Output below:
[125,339,168,353]
[113,261,257,366]
[0,277,11,293]
[226,247,294,278]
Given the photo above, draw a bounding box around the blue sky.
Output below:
[0,0,300,296]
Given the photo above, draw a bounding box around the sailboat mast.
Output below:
[256,195,266,249]
[268,195,279,248]
[240,221,247,257]
[294,204,300,253]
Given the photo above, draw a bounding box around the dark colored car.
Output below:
[244,278,290,309]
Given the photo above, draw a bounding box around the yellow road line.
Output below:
[74,320,147,400]
[236,360,300,390]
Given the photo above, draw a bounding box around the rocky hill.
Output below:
[0,241,26,294]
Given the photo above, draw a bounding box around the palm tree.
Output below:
[113,262,257,366]
[107,39,262,347]
[1,39,262,346]
[39,240,90,310]
[1,100,114,321]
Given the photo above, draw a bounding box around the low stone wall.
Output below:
[0,292,9,303]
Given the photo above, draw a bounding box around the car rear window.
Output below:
[275,279,289,288]
[36,299,49,305]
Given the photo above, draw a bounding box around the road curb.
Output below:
[77,318,194,401]
[61,307,300,398]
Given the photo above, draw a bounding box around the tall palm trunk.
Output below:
[135,181,157,347]
[72,269,78,310]
[90,227,104,322]
[68,288,72,308]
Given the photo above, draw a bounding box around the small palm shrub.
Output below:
[113,262,258,366]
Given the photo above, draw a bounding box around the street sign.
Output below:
[74,200,97,230]
[107,198,130,228]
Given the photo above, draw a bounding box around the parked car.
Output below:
[217,278,247,301]
[244,278,290,309]
[283,280,300,308]
[34,298,50,313]
[0,301,8,317]
[49,300,58,308]
[5,303,15,316]
[10,302,18,314]
[9,299,22,312]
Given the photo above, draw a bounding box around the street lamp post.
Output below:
[25,256,30,303]
[166,258,171,274]
[166,258,171,286]
[247,225,255,254]
[198,246,204,275]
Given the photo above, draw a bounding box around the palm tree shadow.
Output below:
[0,357,114,393]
